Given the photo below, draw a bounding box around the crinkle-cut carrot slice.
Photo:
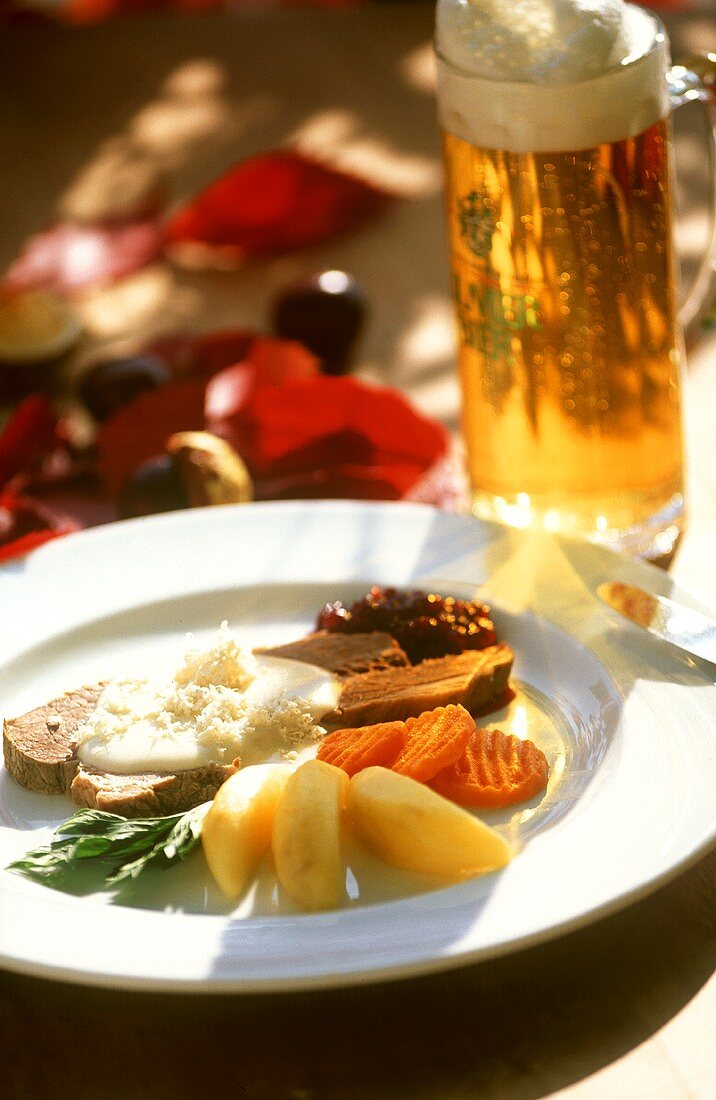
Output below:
[391,704,474,783]
[430,727,548,808]
[316,721,406,777]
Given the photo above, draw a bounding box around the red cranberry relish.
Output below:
[316,586,497,664]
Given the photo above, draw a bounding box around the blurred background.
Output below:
[0,0,713,557]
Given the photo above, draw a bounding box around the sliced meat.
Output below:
[254,630,409,677]
[4,685,236,817]
[3,685,104,795]
[332,644,514,727]
[70,762,236,818]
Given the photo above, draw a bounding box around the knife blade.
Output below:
[596,581,716,666]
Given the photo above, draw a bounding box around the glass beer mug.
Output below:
[435,0,716,559]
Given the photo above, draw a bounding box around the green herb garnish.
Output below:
[8,803,210,891]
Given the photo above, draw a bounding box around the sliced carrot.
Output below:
[316,721,406,777]
[391,704,474,783]
[430,727,548,808]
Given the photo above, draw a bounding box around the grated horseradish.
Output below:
[76,623,340,775]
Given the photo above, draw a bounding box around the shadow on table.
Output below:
[2,845,715,1100]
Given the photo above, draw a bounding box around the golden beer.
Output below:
[435,2,694,558]
[442,119,684,552]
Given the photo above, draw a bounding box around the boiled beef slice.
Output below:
[3,685,104,795]
[254,630,409,676]
[333,644,514,727]
[71,762,235,818]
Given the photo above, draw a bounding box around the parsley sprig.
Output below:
[8,803,210,891]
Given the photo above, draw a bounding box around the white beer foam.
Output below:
[436,0,654,84]
[436,1,671,152]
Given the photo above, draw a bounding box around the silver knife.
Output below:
[596,581,716,666]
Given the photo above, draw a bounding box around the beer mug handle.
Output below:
[668,53,716,331]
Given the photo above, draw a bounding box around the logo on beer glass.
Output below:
[457,191,496,259]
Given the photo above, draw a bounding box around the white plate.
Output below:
[1,501,715,992]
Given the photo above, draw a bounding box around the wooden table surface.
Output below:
[2,7,716,1098]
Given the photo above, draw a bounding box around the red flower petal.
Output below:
[204,362,255,424]
[13,455,118,529]
[64,0,224,25]
[254,464,419,502]
[165,151,393,265]
[97,337,326,499]
[97,378,207,495]
[210,376,449,482]
[3,218,163,294]
[0,487,78,563]
[147,329,257,379]
[205,337,319,422]
[245,337,320,386]
[0,395,58,487]
[0,527,67,564]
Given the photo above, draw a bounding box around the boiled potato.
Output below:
[202,764,290,899]
[272,759,349,912]
[349,767,511,879]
